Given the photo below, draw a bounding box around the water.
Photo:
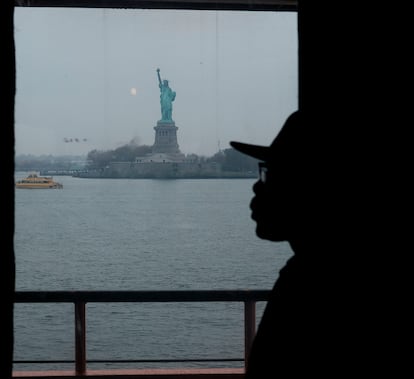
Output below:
[13,174,293,370]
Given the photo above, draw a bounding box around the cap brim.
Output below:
[230,141,270,161]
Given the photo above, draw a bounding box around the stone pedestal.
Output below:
[152,121,181,154]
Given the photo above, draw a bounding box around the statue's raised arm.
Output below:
[156,68,162,87]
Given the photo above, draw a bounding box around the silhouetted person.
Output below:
[230,111,380,377]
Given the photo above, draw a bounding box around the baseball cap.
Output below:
[230,111,301,162]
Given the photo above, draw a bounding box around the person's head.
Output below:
[230,111,322,244]
[163,79,169,86]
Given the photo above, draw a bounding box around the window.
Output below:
[13,1,298,372]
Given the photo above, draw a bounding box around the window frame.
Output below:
[15,0,298,12]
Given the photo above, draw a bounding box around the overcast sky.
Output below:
[14,7,298,157]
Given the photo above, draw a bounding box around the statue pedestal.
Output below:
[152,121,181,154]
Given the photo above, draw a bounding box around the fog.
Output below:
[14,7,298,157]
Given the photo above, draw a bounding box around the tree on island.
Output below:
[207,148,258,172]
[86,143,152,169]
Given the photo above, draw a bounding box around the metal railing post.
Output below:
[74,301,86,375]
[244,300,256,369]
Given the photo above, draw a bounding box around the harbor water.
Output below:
[13,174,293,371]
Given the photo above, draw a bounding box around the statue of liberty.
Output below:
[156,68,176,123]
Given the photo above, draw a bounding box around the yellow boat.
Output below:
[15,173,63,189]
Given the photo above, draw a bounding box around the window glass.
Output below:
[13,7,297,371]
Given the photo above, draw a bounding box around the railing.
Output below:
[14,290,270,377]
